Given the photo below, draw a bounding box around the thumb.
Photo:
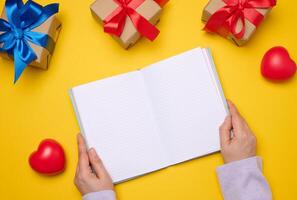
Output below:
[228,100,244,131]
[88,148,111,180]
[219,116,232,147]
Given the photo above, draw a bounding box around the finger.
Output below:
[227,101,245,134]
[75,161,80,174]
[219,116,232,147]
[88,148,111,180]
[77,134,90,172]
[227,100,241,118]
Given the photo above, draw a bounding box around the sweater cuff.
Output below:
[83,190,116,200]
[216,156,264,195]
[217,156,263,176]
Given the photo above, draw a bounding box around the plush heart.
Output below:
[29,139,65,175]
[261,46,296,81]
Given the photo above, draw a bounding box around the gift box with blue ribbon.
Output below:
[0,0,61,83]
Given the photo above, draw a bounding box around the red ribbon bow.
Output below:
[103,0,160,41]
[204,0,276,39]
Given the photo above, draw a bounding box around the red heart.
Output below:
[29,139,65,175]
[261,46,296,81]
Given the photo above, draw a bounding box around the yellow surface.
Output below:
[0,0,296,199]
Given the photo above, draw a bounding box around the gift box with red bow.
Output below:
[202,0,276,46]
[90,0,168,49]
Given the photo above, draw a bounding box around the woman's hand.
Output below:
[74,134,114,195]
[219,101,257,164]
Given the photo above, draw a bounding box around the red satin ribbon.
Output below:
[103,0,160,41]
[154,0,169,7]
[204,0,276,39]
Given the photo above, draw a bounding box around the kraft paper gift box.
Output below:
[202,0,273,46]
[90,0,162,49]
[0,10,61,70]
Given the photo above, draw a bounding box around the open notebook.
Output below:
[70,48,228,183]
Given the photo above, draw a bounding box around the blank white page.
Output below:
[202,48,229,113]
[70,71,168,183]
[141,48,228,164]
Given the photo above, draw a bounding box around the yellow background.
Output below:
[0,0,296,199]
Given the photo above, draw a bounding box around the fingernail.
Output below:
[90,148,96,155]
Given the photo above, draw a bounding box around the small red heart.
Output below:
[261,46,296,81]
[29,139,65,175]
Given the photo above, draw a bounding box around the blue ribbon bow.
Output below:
[0,0,59,83]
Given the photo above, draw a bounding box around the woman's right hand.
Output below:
[74,134,114,195]
[219,101,257,164]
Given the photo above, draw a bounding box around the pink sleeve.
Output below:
[216,156,272,200]
[82,190,116,200]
